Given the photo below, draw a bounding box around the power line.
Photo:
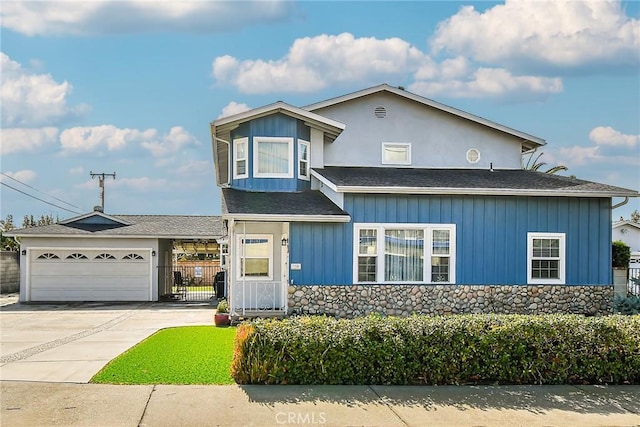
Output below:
[0,172,83,210]
[0,182,82,215]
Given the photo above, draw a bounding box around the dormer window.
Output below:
[382,143,411,165]
[233,137,248,179]
[253,137,294,178]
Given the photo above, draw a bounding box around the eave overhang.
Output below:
[222,214,351,223]
[212,101,346,139]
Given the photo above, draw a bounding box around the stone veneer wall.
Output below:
[288,284,613,317]
[0,251,20,293]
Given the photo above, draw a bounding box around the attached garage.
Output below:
[28,248,152,301]
[7,210,222,303]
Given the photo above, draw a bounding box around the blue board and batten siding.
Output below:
[289,194,612,286]
[230,114,311,192]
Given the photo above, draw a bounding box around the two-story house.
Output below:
[211,84,638,318]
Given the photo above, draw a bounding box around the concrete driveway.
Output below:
[0,294,214,383]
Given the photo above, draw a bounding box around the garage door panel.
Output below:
[28,248,152,302]
[31,262,148,276]
[31,288,150,302]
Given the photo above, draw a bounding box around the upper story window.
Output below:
[233,137,248,179]
[298,139,310,180]
[382,143,411,165]
[527,232,566,284]
[253,137,294,178]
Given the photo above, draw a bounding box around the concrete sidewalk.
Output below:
[2,381,639,427]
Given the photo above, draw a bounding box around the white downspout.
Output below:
[612,197,629,210]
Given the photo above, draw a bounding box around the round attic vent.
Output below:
[374,105,387,118]
[466,148,481,164]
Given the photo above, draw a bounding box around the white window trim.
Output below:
[353,223,456,284]
[236,234,273,281]
[381,142,412,165]
[233,137,248,179]
[298,139,310,181]
[253,136,294,178]
[527,232,566,285]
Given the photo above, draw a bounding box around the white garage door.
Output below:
[28,248,152,301]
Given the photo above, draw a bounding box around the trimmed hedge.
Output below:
[231,314,640,385]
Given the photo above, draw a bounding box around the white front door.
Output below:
[231,224,288,313]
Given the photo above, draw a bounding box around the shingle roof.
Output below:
[6,215,223,238]
[222,189,349,220]
[313,167,639,197]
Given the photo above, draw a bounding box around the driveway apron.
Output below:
[0,298,214,383]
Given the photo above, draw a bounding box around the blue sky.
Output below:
[1,0,639,224]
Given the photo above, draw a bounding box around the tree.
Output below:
[0,215,19,251]
[631,210,640,224]
[523,151,568,175]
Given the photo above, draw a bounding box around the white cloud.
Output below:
[212,33,427,94]
[0,127,59,155]
[212,32,563,100]
[1,52,89,127]
[217,101,251,119]
[75,176,168,192]
[111,177,169,192]
[589,126,639,148]
[68,167,84,175]
[60,124,199,165]
[549,126,639,168]
[431,0,640,72]
[173,160,212,177]
[60,125,157,153]
[140,126,198,158]
[3,169,37,184]
[1,1,295,36]
[409,67,563,100]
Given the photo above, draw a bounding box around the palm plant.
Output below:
[523,151,568,174]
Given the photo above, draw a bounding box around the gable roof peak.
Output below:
[303,84,546,151]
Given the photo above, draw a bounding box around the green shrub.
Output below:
[612,240,631,268]
[231,314,640,385]
[614,294,640,315]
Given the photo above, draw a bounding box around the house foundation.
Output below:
[287,284,613,317]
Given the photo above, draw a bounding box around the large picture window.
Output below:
[253,137,294,178]
[527,232,565,284]
[237,234,273,280]
[354,223,455,284]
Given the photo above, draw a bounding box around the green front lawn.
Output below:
[91,326,236,385]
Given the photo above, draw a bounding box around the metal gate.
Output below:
[158,265,224,302]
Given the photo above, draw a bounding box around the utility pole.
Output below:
[90,171,116,211]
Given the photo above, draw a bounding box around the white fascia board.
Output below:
[222,214,351,223]
[5,233,221,239]
[304,84,545,147]
[613,220,640,230]
[213,101,346,134]
[310,170,339,191]
[59,211,131,226]
[333,185,638,198]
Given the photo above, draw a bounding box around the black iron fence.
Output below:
[158,264,225,302]
[629,268,640,296]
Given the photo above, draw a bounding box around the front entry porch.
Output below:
[227,221,289,316]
